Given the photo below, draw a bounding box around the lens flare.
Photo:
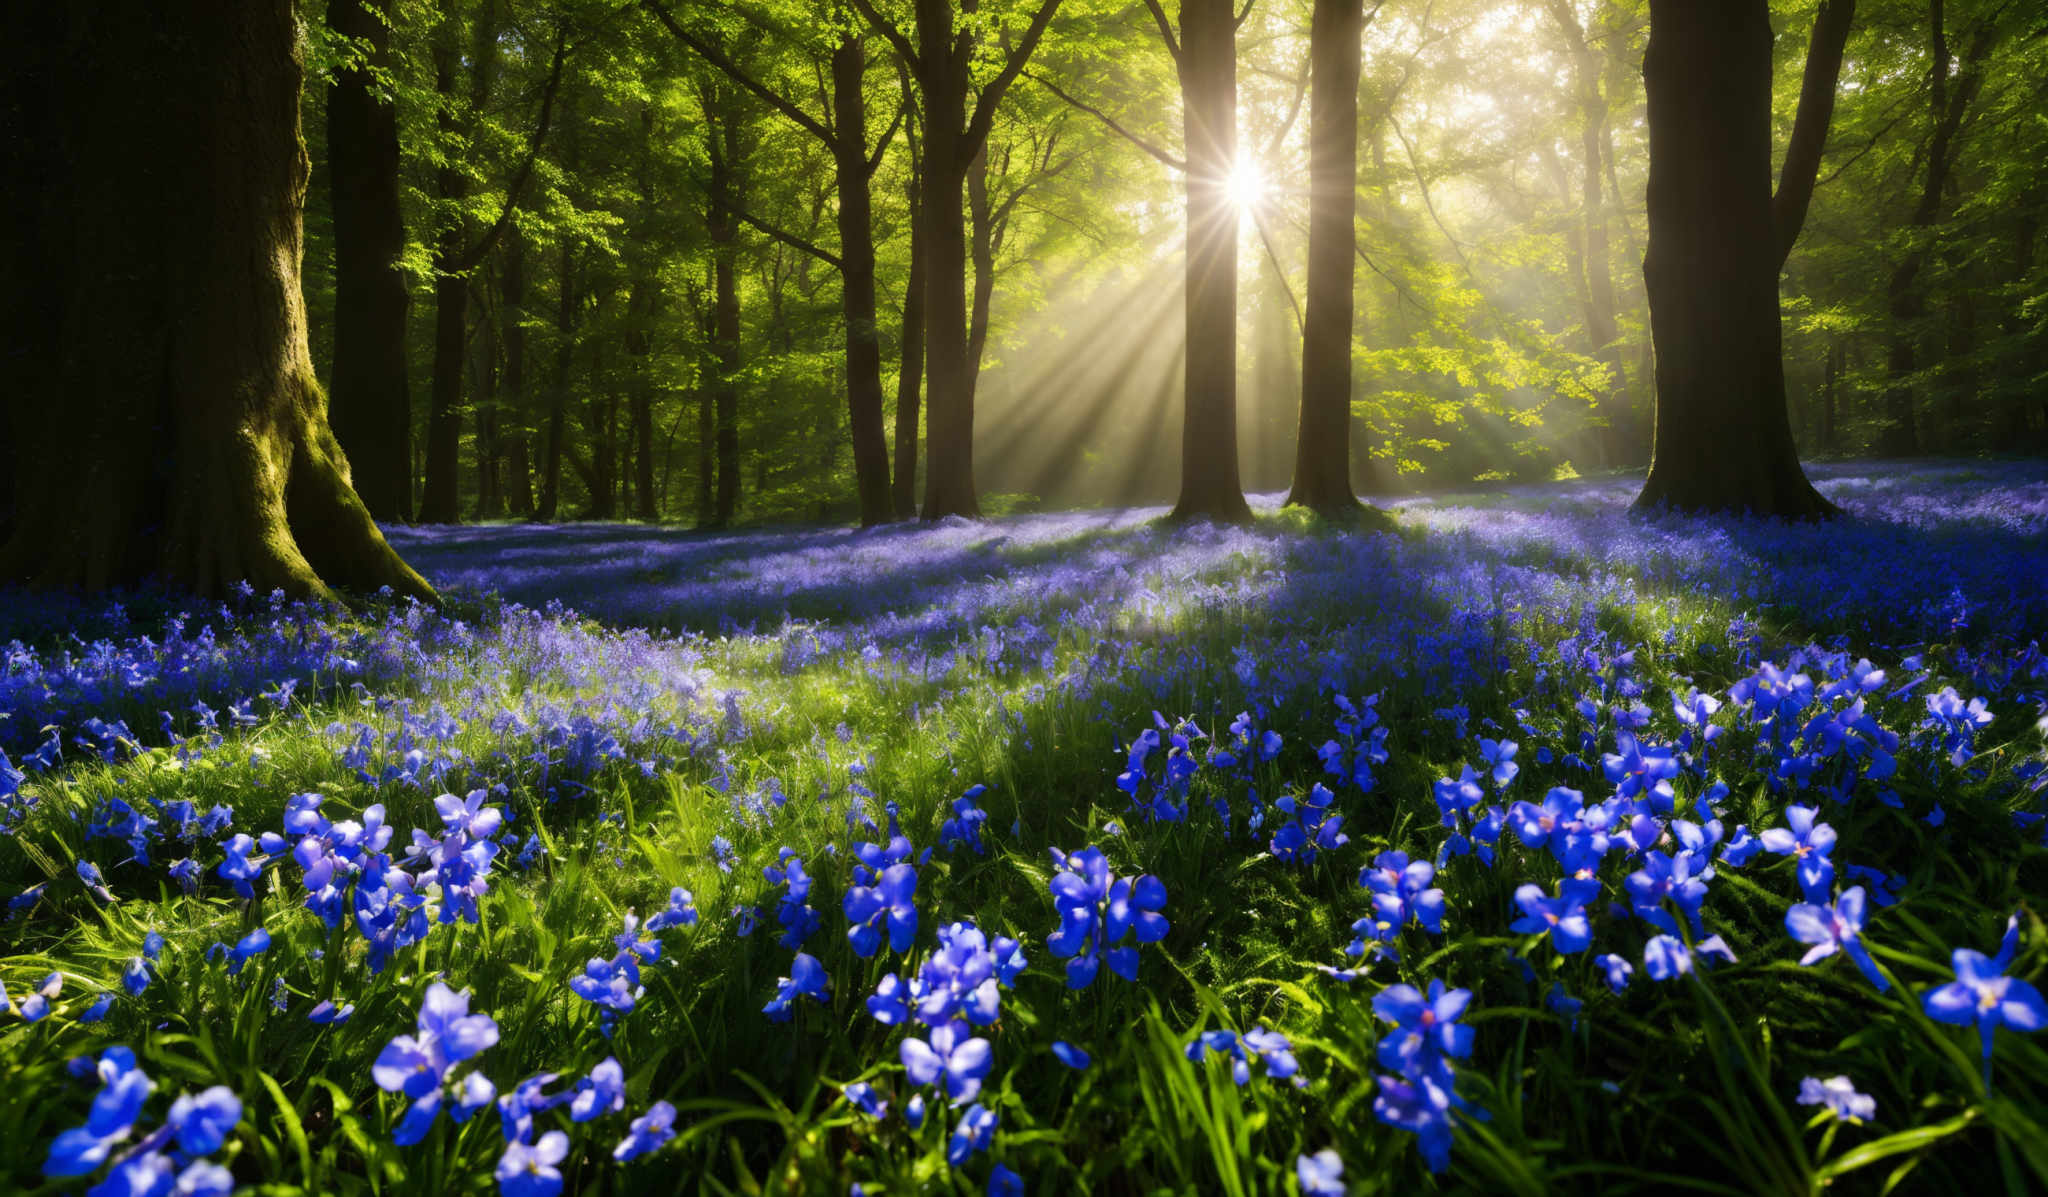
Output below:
[1223,158,1267,210]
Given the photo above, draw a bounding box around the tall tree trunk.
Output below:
[536,240,576,520]
[1632,0,1833,518]
[893,161,927,519]
[1820,341,1840,453]
[1287,0,1363,514]
[473,286,503,517]
[967,141,998,397]
[1170,0,1252,523]
[916,63,980,519]
[1547,0,1632,467]
[501,228,536,515]
[833,36,896,526]
[706,89,746,528]
[418,4,492,524]
[326,0,414,524]
[0,0,431,598]
[1879,0,1993,457]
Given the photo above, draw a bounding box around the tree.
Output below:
[417,2,569,524]
[647,1,904,527]
[0,1,431,598]
[1162,0,1254,522]
[1877,0,2001,457]
[893,111,928,518]
[1631,0,1852,519]
[853,0,1067,520]
[1286,0,1369,514]
[327,0,417,524]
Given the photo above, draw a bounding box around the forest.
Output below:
[2,1,2047,1195]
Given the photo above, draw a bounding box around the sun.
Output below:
[1223,157,1267,210]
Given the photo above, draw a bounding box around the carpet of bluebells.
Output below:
[4,459,2048,1196]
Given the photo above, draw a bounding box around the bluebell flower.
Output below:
[1510,880,1600,954]
[1477,737,1519,789]
[1785,887,1887,991]
[1372,1069,1456,1173]
[496,1130,569,1197]
[1595,953,1633,993]
[1270,782,1349,865]
[1642,934,1692,981]
[570,1057,625,1122]
[1296,1149,1345,1196]
[902,1019,993,1105]
[1759,805,1837,902]
[1797,1076,1875,1123]
[648,888,698,932]
[939,785,990,855]
[1373,981,1474,1080]
[21,970,62,1021]
[1433,767,1484,829]
[613,1100,677,1161]
[845,1082,888,1118]
[843,863,918,958]
[1358,850,1444,940]
[1051,1041,1091,1070]
[1045,846,1167,988]
[1922,914,2046,1071]
[1625,851,1709,937]
[763,952,830,1022]
[947,1103,997,1166]
[121,957,152,997]
[373,982,499,1142]
[988,1162,1024,1196]
[43,1047,153,1177]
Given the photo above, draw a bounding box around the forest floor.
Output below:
[4,458,2048,1195]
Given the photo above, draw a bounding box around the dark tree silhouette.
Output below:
[0,1,431,598]
[327,0,416,524]
[1287,0,1367,515]
[1632,0,1852,519]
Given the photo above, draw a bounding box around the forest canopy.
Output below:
[288,0,2048,527]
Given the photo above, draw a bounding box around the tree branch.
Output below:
[1772,0,1857,267]
[1025,69,1186,171]
[966,0,1065,148]
[643,0,834,145]
[867,93,907,177]
[1141,0,1181,61]
[712,190,844,270]
[455,21,571,273]
[846,0,920,74]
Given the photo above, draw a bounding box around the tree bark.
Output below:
[536,238,577,520]
[501,227,536,515]
[1287,0,1363,514]
[1170,0,1253,523]
[1879,1,1994,457]
[473,284,502,518]
[705,81,746,527]
[893,151,928,519]
[1632,0,1834,519]
[832,36,896,526]
[326,0,415,524]
[0,1,432,599]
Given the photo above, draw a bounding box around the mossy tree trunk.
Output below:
[326,0,416,524]
[0,1,432,600]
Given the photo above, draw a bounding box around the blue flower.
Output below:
[1510,879,1599,954]
[1797,1075,1875,1123]
[165,1086,241,1155]
[1642,934,1692,981]
[1372,981,1473,1079]
[1357,850,1444,944]
[1625,850,1708,937]
[569,1057,625,1123]
[43,1047,153,1177]
[1270,782,1349,865]
[613,1100,677,1162]
[644,888,698,931]
[947,1103,997,1166]
[1595,953,1634,993]
[1045,846,1167,988]
[1922,914,2046,1071]
[901,1019,993,1105]
[372,982,499,1139]
[988,1162,1024,1196]
[939,785,990,855]
[496,1130,569,1197]
[1785,887,1887,991]
[844,1082,888,1119]
[1051,1041,1091,1071]
[1758,805,1837,903]
[1296,1149,1345,1196]
[763,952,831,1022]
[843,863,919,958]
